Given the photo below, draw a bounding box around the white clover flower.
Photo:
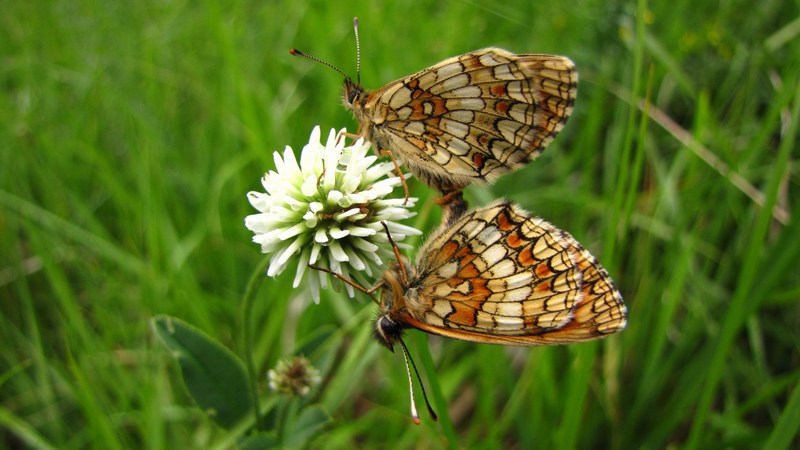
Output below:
[245,126,421,303]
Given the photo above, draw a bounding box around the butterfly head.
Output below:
[372,260,414,350]
[342,77,366,113]
[373,314,403,351]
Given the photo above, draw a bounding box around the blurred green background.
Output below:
[2,0,798,448]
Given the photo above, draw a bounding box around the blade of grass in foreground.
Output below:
[764,373,800,450]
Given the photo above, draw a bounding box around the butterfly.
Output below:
[315,200,626,422]
[372,200,627,349]
[291,19,578,202]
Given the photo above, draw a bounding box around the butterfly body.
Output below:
[343,48,578,194]
[373,201,626,349]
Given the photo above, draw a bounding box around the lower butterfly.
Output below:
[373,201,626,347]
[292,19,578,207]
[314,201,627,422]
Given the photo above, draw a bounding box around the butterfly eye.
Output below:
[343,79,361,106]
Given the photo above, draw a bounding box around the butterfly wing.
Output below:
[398,201,626,345]
[358,48,577,192]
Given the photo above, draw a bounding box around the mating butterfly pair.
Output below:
[293,24,624,340]
[293,18,626,422]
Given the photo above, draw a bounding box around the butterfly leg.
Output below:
[379,222,409,285]
[335,132,411,205]
[307,264,384,302]
[336,130,361,145]
[435,190,468,225]
[379,149,410,206]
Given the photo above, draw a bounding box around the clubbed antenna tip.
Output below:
[289,47,350,80]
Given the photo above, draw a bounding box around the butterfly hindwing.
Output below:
[389,201,625,346]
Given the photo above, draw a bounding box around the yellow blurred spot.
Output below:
[644,9,654,25]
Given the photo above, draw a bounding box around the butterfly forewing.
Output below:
[379,201,626,346]
[349,48,578,194]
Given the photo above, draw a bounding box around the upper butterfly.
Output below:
[291,20,578,197]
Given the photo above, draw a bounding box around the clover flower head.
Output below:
[245,126,421,303]
[267,355,321,397]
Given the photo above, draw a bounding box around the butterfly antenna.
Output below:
[289,48,350,80]
[353,17,361,85]
[381,222,408,284]
[398,337,438,424]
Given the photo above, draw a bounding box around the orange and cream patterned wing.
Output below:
[361,48,577,192]
[401,201,626,345]
[546,231,628,341]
